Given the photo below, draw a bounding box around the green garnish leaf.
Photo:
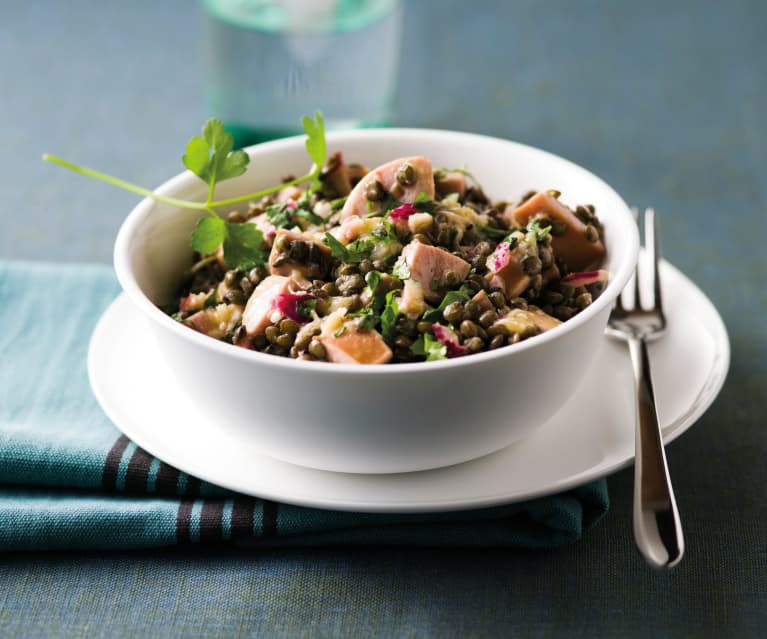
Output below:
[203,290,218,308]
[380,290,400,345]
[334,324,348,338]
[526,218,552,242]
[329,196,348,210]
[324,232,349,260]
[302,111,326,191]
[371,220,398,243]
[422,286,473,322]
[323,232,374,263]
[435,165,480,187]
[479,224,509,239]
[266,201,324,229]
[222,221,266,270]
[183,119,249,187]
[410,333,447,361]
[346,237,375,262]
[413,192,436,214]
[391,255,410,280]
[191,215,227,254]
[374,192,402,215]
[364,270,383,297]
[297,298,317,319]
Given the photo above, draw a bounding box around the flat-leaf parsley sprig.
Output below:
[42,112,327,270]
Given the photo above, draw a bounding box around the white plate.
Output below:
[88,260,729,513]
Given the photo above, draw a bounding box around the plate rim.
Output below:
[88,259,729,512]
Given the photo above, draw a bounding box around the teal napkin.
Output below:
[0,261,608,552]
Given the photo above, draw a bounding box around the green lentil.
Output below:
[279,319,300,335]
[550,220,568,236]
[465,336,484,353]
[478,310,498,328]
[489,334,506,349]
[394,335,412,349]
[443,301,464,324]
[521,255,542,275]
[464,300,481,319]
[396,162,416,186]
[223,289,246,305]
[460,320,480,338]
[576,292,593,308]
[275,333,294,348]
[240,277,254,298]
[489,291,507,309]
[308,340,326,360]
[584,224,600,242]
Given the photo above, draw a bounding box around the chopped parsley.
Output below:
[410,333,447,361]
[323,232,375,263]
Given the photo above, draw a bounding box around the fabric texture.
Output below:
[0,261,609,551]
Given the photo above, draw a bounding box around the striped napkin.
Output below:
[0,261,608,551]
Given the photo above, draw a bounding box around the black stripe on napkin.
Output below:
[231,498,256,541]
[200,501,225,543]
[261,500,278,538]
[124,446,153,493]
[183,475,201,497]
[154,462,181,496]
[176,499,194,545]
[102,435,130,490]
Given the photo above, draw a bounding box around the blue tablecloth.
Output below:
[2,0,765,637]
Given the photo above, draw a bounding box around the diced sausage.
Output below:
[179,290,213,313]
[319,322,393,365]
[276,185,303,203]
[470,290,494,313]
[505,192,606,272]
[484,241,531,298]
[401,241,471,303]
[242,275,294,335]
[435,171,467,198]
[341,156,435,219]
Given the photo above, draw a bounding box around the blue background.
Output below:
[2,0,765,636]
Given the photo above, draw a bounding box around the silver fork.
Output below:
[606,208,684,569]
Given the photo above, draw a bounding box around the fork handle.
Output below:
[627,335,685,568]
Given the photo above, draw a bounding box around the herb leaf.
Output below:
[302,111,326,191]
[266,201,324,229]
[364,270,383,297]
[380,290,400,345]
[422,286,473,322]
[479,224,509,240]
[323,232,374,263]
[191,215,227,254]
[410,333,447,361]
[413,192,436,214]
[526,218,552,242]
[222,222,266,270]
[183,119,249,187]
[324,233,350,260]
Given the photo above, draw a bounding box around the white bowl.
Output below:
[114,128,639,474]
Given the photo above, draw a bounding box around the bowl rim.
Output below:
[114,127,639,375]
